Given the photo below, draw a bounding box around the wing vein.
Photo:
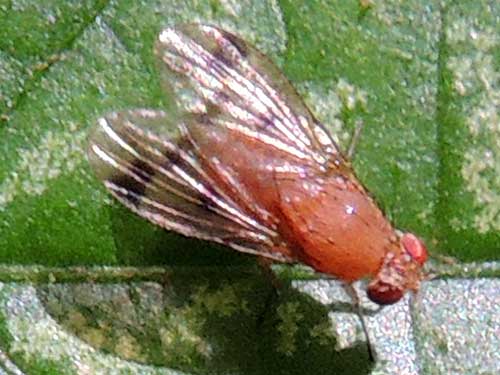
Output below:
[162,31,314,155]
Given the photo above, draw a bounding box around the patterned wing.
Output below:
[88,109,295,262]
[155,23,342,170]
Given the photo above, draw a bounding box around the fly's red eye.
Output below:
[401,233,428,265]
[367,281,404,305]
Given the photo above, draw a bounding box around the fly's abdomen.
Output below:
[276,175,397,281]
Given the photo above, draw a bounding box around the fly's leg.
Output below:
[346,119,364,160]
[254,256,285,329]
[343,283,378,362]
[257,256,283,290]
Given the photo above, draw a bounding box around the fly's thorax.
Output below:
[367,232,428,305]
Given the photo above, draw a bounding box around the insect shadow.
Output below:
[36,207,373,375]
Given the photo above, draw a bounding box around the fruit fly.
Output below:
[88,24,428,306]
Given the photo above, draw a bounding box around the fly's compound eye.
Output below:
[366,280,404,305]
[401,233,428,266]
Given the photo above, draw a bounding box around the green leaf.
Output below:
[0,1,498,266]
[0,1,498,373]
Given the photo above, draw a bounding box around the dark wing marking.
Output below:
[155,24,342,170]
[88,109,295,262]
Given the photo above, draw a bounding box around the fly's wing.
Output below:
[88,109,294,262]
[88,24,344,263]
[155,24,342,170]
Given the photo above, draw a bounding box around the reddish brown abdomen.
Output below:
[189,122,397,282]
[276,176,396,281]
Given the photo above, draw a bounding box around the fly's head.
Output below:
[367,232,428,305]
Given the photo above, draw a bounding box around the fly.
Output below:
[88,23,428,306]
